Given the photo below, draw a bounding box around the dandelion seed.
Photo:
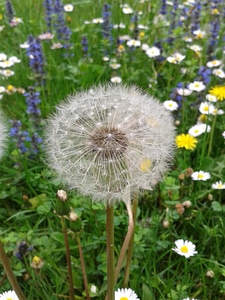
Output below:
[172,239,197,258]
[115,288,140,300]
[45,85,175,204]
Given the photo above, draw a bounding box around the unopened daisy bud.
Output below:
[162,219,170,228]
[69,211,78,222]
[182,200,192,208]
[69,215,82,233]
[175,203,185,215]
[208,194,213,201]
[55,191,70,216]
[175,120,180,126]
[57,190,67,201]
[178,173,185,181]
[185,167,194,177]
[206,270,215,278]
[31,256,44,269]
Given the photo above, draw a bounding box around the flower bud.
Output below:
[182,200,192,208]
[175,203,185,215]
[31,256,44,269]
[57,190,67,201]
[206,270,215,278]
[185,167,194,178]
[55,190,70,216]
[208,194,213,201]
[162,220,170,228]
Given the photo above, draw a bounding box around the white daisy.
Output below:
[205,94,217,102]
[115,288,140,300]
[92,18,104,24]
[141,43,150,51]
[206,59,222,68]
[193,29,206,39]
[172,239,197,258]
[199,102,215,115]
[188,123,211,137]
[212,181,225,189]
[187,44,202,52]
[122,5,133,14]
[167,52,185,64]
[0,86,6,93]
[191,170,211,181]
[127,39,141,47]
[222,131,225,139]
[176,88,192,96]
[1,69,15,77]
[110,76,122,83]
[146,46,161,58]
[163,100,178,111]
[64,4,74,12]
[212,68,225,78]
[188,81,205,92]
[0,53,7,61]
[0,290,19,300]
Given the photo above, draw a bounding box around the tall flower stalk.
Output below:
[45,85,175,299]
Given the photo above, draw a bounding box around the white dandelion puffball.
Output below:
[0,110,8,159]
[45,85,175,203]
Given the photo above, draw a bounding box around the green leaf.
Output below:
[211,201,222,212]
[142,283,155,300]
[28,193,47,209]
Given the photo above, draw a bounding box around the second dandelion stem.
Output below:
[105,202,115,300]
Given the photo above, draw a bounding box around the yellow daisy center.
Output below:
[6,298,13,300]
[120,298,129,300]
[180,245,188,253]
[198,174,204,179]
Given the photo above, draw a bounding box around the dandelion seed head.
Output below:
[45,85,175,204]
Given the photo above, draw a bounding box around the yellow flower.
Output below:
[176,134,197,150]
[209,85,225,101]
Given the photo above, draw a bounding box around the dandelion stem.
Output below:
[0,241,26,300]
[115,189,134,284]
[123,195,138,288]
[105,202,115,300]
[61,218,75,300]
[76,234,90,300]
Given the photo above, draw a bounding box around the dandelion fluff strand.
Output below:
[45,85,175,204]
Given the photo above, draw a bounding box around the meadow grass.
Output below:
[0,0,225,299]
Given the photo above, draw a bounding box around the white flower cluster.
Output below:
[45,85,175,203]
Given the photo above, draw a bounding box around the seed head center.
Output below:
[89,127,128,159]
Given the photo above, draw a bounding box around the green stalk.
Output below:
[114,196,134,284]
[105,202,115,300]
[61,218,75,300]
[76,234,90,300]
[207,115,217,157]
[0,241,26,300]
[123,195,138,287]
